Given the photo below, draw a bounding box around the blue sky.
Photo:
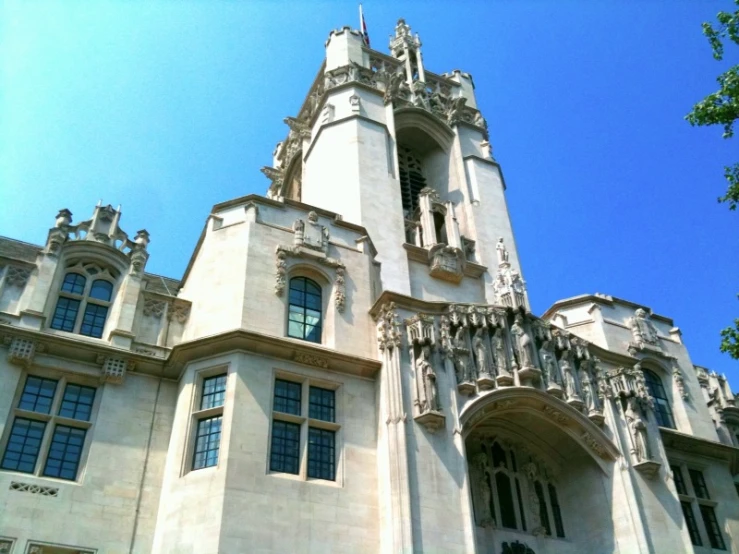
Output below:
[1,1,737,383]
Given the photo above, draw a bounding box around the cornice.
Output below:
[542,293,674,326]
[0,324,381,382]
[661,427,739,472]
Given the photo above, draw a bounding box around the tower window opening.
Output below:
[398,146,427,218]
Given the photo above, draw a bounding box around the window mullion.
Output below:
[34,416,57,477]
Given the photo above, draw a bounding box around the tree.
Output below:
[686,1,739,359]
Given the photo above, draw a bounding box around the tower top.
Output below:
[389,18,421,58]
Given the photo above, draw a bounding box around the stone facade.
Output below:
[0,18,738,554]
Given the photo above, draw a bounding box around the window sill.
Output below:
[268,470,341,487]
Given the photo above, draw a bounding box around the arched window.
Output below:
[50,264,115,339]
[643,368,676,429]
[398,146,427,219]
[469,441,565,538]
[287,277,322,343]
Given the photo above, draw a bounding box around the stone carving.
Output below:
[143,297,167,319]
[294,352,329,369]
[501,540,536,554]
[539,340,561,391]
[44,203,150,272]
[673,363,688,400]
[629,308,661,352]
[275,249,287,295]
[274,243,346,312]
[510,314,535,370]
[417,346,440,413]
[605,364,652,410]
[581,432,607,458]
[5,336,43,368]
[542,405,569,425]
[376,302,402,352]
[447,96,467,126]
[293,211,330,253]
[472,452,494,526]
[0,539,12,553]
[472,327,495,388]
[407,314,444,431]
[5,266,31,288]
[559,350,581,405]
[491,326,513,385]
[492,238,527,310]
[97,355,133,385]
[579,366,596,415]
[625,396,651,462]
[440,316,475,394]
[349,94,361,113]
[10,480,59,496]
[170,300,191,324]
[261,166,285,199]
[334,266,346,313]
[428,244,465,283]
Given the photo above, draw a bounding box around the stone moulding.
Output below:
[274,244,347,313]
[633,460,661,479]
[4,336,45,368]
[96,355,135,385]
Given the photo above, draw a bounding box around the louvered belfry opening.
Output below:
[398,145,427,218]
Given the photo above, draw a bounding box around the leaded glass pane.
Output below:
[89,280,113,301]
[61,273,86,295]
[19,376,57,414]
[43,425,86,480]
[201,374,227,410]
[643,369,676,429]
[80,304,109,338]
[51,297,80,332]
[273,380,301,415]
[287,277,322,343]
[192,416,222,470]
[58,383,96,421]
[0,418,46,473]
[309,387,335,422]
[681,501,702,546]
[308,427,335,481]
[270,420,300,475]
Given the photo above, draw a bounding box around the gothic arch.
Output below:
[394,107,454,153]
[460,387,620,471]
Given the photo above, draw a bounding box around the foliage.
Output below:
[687,2,739,360]
[685,0,739,210]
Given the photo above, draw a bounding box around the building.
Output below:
[1,18,738,554]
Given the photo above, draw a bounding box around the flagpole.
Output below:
[359,4,364,43]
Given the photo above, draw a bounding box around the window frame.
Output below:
[642,367,676,429]
[286,276,324,344]
[0,371,100,482]
[672,462,727,550]
[267,372,342,485]
[185,366,229,473]
[49,263,118,339]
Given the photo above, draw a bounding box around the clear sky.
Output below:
[1,1,737,384]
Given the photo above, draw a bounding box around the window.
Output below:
[398,146,427,218]
[0,375,97,481]
[50,263,117,339]
[190,371,227,471]
[673,463,727,550]
[287,277,322,343]
[470,441,565,537]
[269,377,340,482]
[643,368,676,429]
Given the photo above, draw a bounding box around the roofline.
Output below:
[542,293,674,326]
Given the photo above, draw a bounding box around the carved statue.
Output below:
[492,327,509,377]
[496,237,509,266]
[579,367,596,413]
[625,396,651,462]
[446,96,467,125]
[472,328,494,379]
[539,340,560,386]
[417,346,440,413]
[629,308,660,348]
[559,351,579,400]
[510,314,534,369]
[451,325,475,384]
[472,452,494,526]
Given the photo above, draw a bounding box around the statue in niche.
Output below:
[510,314,534,369]
[629,308,660,348]
[579,367,596,413]
[492,327,510,377]
[417,346,440,413]
[539,340,560,387]
[452,327,475,384]
[472,452,494,526]
[473,328,494,379]
[625,396,651,462]
[559,351,579,400]
[496,237,509,266]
